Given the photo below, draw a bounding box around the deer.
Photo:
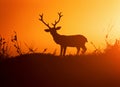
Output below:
[39,12,88,56]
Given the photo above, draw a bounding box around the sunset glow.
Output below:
[1,0,120,55]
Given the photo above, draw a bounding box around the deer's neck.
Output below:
[50,31,61,44]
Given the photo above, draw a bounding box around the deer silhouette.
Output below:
[39,12,88,56]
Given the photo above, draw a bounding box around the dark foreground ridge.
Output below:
[0,53,120,87]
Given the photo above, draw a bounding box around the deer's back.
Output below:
[55,35,88,47]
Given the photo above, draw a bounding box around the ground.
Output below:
[0,53,120,87]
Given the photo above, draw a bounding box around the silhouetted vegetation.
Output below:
[11,31,23,56]
[24,42,38,54]
[0,35,9,59]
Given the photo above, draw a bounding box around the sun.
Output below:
[112,18,120,39]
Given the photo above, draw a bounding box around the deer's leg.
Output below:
[63,46,67,56]
[60,45,63,56]
[76,47,80,55]
[81,45,87,54]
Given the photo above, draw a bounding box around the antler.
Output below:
[52,12,63,28]
[39,14,50,28]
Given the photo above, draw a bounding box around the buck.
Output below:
[39,12,88,56]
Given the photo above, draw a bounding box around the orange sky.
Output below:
[1,0,120,55]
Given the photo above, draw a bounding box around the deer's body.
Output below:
[39,12,88,56]
[53,34,87,47]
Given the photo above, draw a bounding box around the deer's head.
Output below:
[39,12,63,34]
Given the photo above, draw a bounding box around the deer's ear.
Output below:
[44,29,50,32]
[56,26,61,30]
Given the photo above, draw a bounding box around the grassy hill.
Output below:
[0,53,120,87]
